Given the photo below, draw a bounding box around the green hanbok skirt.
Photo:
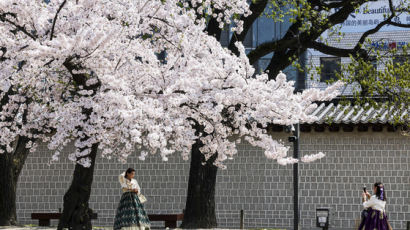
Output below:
[114,192,150,230]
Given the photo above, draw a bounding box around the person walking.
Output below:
[114,168,150,230]
[359,182,391,230]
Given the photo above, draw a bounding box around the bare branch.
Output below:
[50,0,67,41]
[247,0,360,64]
[353,0,396,50]
[387,21,410,28]
[0,12,37,40]
[310,41,369,59]
[316,0,358,9]
[308,0,408,59]
[247,39,297,64]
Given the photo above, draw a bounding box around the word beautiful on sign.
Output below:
[335,0,410,32]
[368,40,408,50]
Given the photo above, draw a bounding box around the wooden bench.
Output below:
[31,212,98,226]
[148,214,183,228]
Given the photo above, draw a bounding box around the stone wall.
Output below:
[16,130,410,229]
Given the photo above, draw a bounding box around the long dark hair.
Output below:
[374,182,386,201]
[124,168,135,179]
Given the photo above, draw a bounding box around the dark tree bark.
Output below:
[228,0,268,55]
[0,136,31,226]
[58,143,98,230]
[58,60,101,230]
[0,154,17,226]
[246,0,365,79]
[181,140,218,228]
[207,10,222,40]
[179,10,228,227]
[0,154,18,226]
[181,2,269,228]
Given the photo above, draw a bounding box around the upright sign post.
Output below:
[289,124,300,230]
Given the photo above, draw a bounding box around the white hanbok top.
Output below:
[118,172,141,193]
[363,195,386,212]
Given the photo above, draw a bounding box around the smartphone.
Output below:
[363,186,366,192]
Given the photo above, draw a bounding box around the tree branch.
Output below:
[63,57,101,95]
[264,49,288,79]
[0,12,37,40]
[265,47,308,80]
[354,16,395,50]
[247,39,298,64]
[247,0,358,65]
[11,136,33,176]
[310,41,369,59]
[308,0,408,59]
[352,0,397,51]
[206,9,223,41]
[387,21,410,28]
[311,1,358,37]
[50,0,67,41]
[312,0,356,9]
[228,0,268,55]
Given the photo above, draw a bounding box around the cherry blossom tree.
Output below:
[1,0,342,228]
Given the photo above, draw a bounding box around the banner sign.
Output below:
[368,40,408,50]
[335,0,410,32]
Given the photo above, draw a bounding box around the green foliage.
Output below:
[338,42,410,129]
[264,0,349,36]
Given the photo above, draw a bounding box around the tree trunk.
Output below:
[0,137,31,226]
[58,143,98,230]
[59,57,101,230]
[181,140,218,228]
[0,154,18,226]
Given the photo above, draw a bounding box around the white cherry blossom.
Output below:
[0,0,342,168]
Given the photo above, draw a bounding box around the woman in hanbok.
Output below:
[359,182,391,230]
[114,168,150,230]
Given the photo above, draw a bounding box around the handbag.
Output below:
[138,194,147,203]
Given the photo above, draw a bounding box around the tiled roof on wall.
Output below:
[307,103,409,125]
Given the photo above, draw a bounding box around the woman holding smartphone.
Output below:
[113,168,150,230]
[359,182,390,230]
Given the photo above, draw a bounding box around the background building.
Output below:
[220,12,307,91]
[306,0,410,94]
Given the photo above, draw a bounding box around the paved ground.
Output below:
[0,226,282,230]
[2,228,107,230]
[0,227,254,230]
[0,228,259,230]
[0,227,112,230]
[0,228,279,230]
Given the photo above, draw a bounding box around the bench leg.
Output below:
[165,220,177,228]
[38,219,50,226]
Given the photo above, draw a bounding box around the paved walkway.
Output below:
[0,228,259,230]
[0,227,249,230]
[1,228,110,230]
[0,228,253,230]
[0,227,112,230]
